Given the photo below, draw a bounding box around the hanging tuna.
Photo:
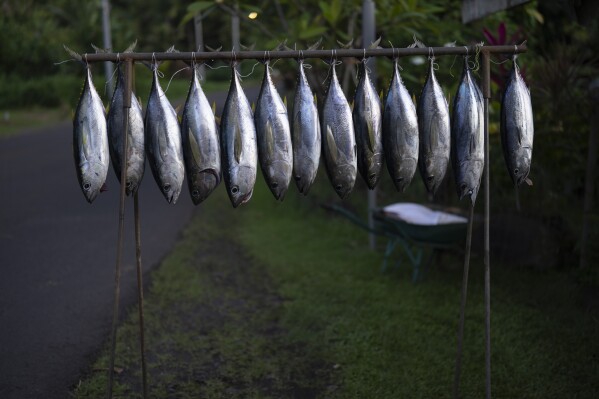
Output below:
[322,61,357,199]
[107,62,145,197]
[291,58,321,195]
[353,58,383,189]
[383,58,419,192]
[500,59,534,187]
[254,60,293,200]
[418,57,450,195]
[67,45,110,204]
[143,49,185,204]
[451,57,484,205]
[220,64,258,207]
[180,62,221,205]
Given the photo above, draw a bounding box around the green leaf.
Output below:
[187,1,214,14]
[299,26,327,40]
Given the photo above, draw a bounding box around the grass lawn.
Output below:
[73,170,599,398]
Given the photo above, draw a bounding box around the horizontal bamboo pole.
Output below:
[79,44,527,63]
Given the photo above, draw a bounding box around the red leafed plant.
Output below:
[483,22,526,88]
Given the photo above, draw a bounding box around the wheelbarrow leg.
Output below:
[381,238,398,272]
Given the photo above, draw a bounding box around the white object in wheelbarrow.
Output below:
[382,202,467,225]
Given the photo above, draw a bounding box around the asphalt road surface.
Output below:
[0,86,260,398]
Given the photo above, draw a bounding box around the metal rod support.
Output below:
[134,193,148,399]
[453,204,475,399]
[80,45,527,63]
[107,58,132,399]
[481,49,492,399]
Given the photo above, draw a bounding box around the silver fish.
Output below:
[144,66,185,204]
[180,64,221,205]
[291,60,321,195]
[418,59,450,194]
[220,66,258,207]
[322,65,357,199]
[73,67,109,203]
[254,62,293,200]
[383,59,419,193]
[107,63,145,196]
[353,60,383,189]
[451,59,484,204]
[501,61,533,186]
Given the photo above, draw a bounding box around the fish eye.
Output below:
[163,183,171,192]
[83,182,91,190]
[192,190,199,197]
[460,183,467,191]
[514,168,519,174]
[271,182,279,188]
[369,173,376,181]
[126,181,132,188]
[335,184,343,191]
[294,175,301,181]
[231,186,239,194]
[395,177,404,182]
[427,176,434,182]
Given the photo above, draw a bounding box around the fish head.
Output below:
[332,164,356,199]
[423,156,448,195]
[392,159,417,193]
[364,154,383,189]
[266,161,292,200]
[228,165,255,208]
[294,157,317,195]
[79,161,106,203]
[158,163,184,204]
[510,149,532,187]
[189,168,220,205]
[457,160,484,205]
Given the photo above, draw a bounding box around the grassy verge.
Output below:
[74,173,599,398]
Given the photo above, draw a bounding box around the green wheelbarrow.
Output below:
[324,202,468,282]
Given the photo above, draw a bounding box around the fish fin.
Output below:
[124,40,137,53]
[350,100,354,111]
[158,125,168,163]
[367,117,376,153]
[91,43,108,53]
[379,89,384,102]
[205,45,222,52]
[138,96,143,111]
[234,123,242,164]
[412,94,417,107]
[470,133,475,155]
[251,102,256,112]
[189,128,202,166]
[283,96,288,110]
[307,38,322,51]
[313,93,318,105]
[368,37,382,49]
[525,177,533,186]
[337,38,354,49]
[212,101,217,116]
[63,45,84,65]
[175,103,183,116]
[265,119,275,157]
[326,125,338,164]
[430,114,440,150]
[215,115,221,125]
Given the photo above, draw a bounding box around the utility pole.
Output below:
[194,12,206,79]
[101,0,114,98]
[362,0,377,250]
[232,2,240,72]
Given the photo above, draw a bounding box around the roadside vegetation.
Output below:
[73,174,599,398]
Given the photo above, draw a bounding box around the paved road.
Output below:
[0,86,260,398]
